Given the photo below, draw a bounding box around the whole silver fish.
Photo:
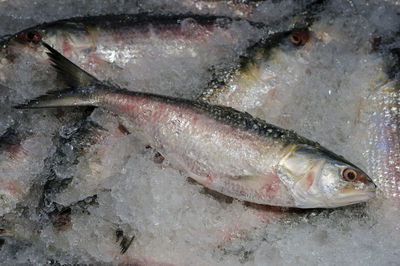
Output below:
[16,43,376,208]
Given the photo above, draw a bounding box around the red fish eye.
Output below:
[343,168,357,182]
[290,31,310,46]
[26,31,41,43]
[16,31,41,43]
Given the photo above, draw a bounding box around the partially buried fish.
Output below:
[0,13,268,99]
[364,80,400,202]
[15,42,376,208]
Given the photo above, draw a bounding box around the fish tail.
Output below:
[14,41,104,109]
[14,86,102,109]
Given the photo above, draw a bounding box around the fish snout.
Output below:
[366,177,377,192]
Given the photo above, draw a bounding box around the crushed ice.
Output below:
[0,0,400,265]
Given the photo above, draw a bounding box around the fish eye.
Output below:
[26,31,41,43]
[16,31,41,43]
[290,34,300,45]
[290,31,310,46]
[343,168,357,182]
[27,32,35,40]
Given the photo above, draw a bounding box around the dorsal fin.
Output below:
[42,42,100,87]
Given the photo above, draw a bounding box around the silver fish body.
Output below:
[364,81,400,200]
[18,42,376,208]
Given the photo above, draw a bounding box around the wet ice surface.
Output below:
[1,0,400,265]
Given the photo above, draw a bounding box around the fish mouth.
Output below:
[326,186,376,208]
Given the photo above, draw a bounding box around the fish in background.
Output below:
[197,29,308,111]
[197,26,342,120]
[365,81,400,200]
[0,13,273,115]
[360,51,400,205]
[331,13,400,206]
[0,3,329,100]
[0,14,268,96]
[16,42,376,208]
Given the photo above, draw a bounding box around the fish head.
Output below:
[0,28,47,60]
[279,145,376,208]
[0,23,78,60]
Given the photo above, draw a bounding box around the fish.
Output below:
[363,80,400,201]
[15,42,376,208]
[0,13,269,97]
[0,9,329,102]
[197,29,301,113]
